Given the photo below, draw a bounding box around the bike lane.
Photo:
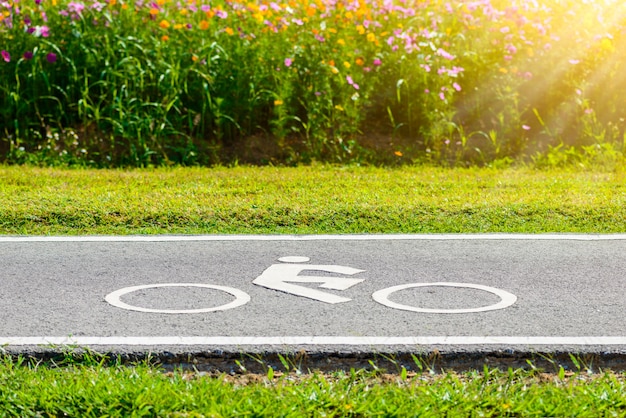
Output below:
[1,235,626,360]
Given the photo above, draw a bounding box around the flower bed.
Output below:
[1,0,625,166]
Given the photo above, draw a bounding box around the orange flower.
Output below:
[159,19,170,29]
[161,35,169,41]
[149,7,159,15]
[224,27,234,35]
[355,57,364,66]
[199,20,209,30]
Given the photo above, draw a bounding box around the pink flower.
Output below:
[569,59,580,65]
[373,58,382,66]
[90,1,105,11]
[453,82,461,91]
[46,52,57,63]
[436,48,455,60]
[68,1,85,14]
[448,66,464,76]
[284,57,292,67]
[522,125,531,130]
[33,25,50,37]
[1,50,10,62]
[346,75,359,90]
[23,51,33,60]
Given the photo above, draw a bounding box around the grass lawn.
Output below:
[1,164,626,235]
[0,356,625,417]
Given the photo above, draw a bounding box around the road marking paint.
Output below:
[2,234,626,242]
[2,336,626,346]
[372,282,517,314]
[105,284,250,314]
[252,259,366,304]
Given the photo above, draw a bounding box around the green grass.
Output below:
[0,356,624,417]
[1,164,626,235]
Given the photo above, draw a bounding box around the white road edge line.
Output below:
[2,234,626,242]
[2,336,626,346]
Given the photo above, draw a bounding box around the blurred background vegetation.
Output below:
[1,0,625,168]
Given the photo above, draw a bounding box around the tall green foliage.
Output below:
[1,0,626,166]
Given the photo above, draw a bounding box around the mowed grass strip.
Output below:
[1,165,626,235]
[0,358,625,417]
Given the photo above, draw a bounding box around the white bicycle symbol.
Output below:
[105,256,517,314]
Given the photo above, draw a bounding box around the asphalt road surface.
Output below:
[2,234,625,371]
